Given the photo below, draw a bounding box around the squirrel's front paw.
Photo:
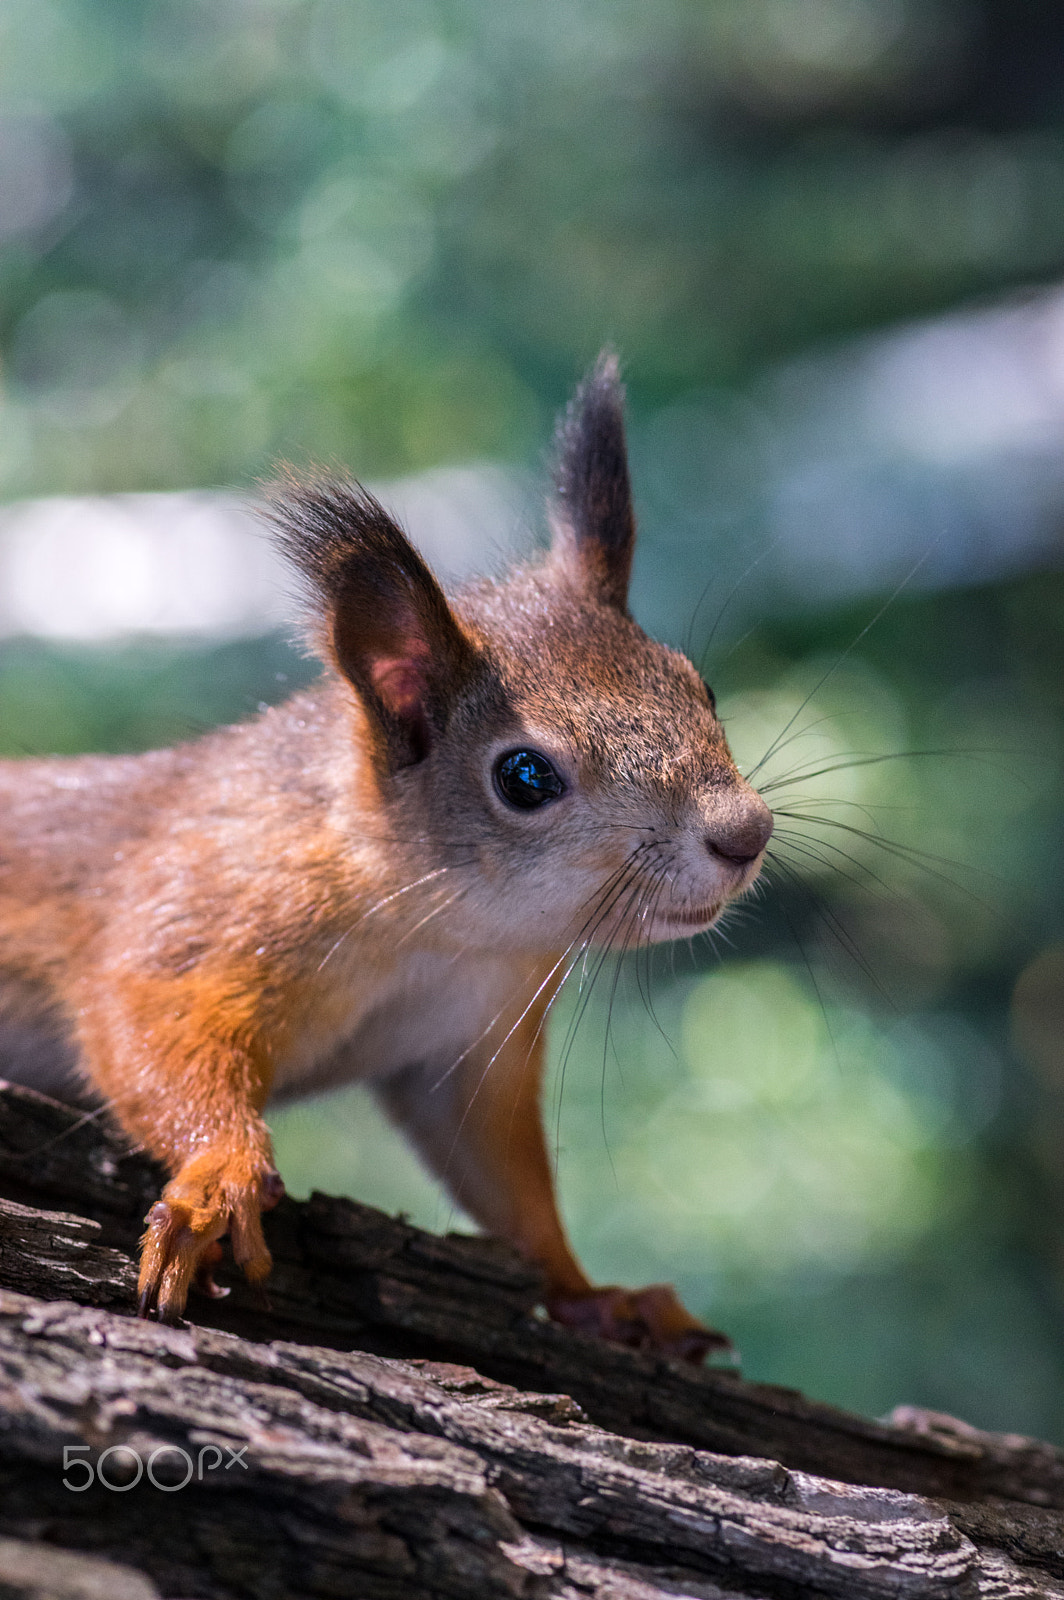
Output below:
[546,1283,732,1365]
[137,1152,285,1323]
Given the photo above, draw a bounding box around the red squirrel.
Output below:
[0,354,772,1357]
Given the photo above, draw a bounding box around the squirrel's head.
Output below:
[273,352,772,952]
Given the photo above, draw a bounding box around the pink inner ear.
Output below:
[369,649,430,723]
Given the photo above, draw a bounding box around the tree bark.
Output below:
[0,1077,1060,1599]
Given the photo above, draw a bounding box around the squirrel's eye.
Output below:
[494,749,565,809]
[702,680,717,713]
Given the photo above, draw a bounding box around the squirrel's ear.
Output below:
[270,479,478,769]
[550,350,635,611]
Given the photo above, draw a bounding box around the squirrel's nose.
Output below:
[705,795,773,866]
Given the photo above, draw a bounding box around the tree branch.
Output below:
[0,1077,1060,1599]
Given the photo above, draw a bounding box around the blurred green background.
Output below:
[2,0,1064,1441]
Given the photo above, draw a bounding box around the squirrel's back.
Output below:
[0,692,362,1096]
[0,747,184,1093]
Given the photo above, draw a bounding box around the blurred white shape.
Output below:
[856,299,1064,465]
[384,463,528,581]
[630,285,1064,647]
[0,465,525,642]
[751,285,1064,603]
[0,494,283,641]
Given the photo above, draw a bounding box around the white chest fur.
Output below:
[268,946,525,1102]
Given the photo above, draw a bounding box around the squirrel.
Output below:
[0,353,772,1359]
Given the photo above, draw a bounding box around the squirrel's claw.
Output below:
[546,1283,733,1365]
[136,1159,284,1323]
[138,1195,227,1323]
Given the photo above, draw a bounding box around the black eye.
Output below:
[494,749,565,809]
[702,680,717,713]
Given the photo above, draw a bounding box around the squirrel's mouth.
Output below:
[593,898,725,948]
[652,901,723,932]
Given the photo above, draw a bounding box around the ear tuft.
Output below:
[550,349,635,610]
[267,474,476,770]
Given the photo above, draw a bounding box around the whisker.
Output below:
[426,853,655,1206]
[555,865,649,1083]
[433,844,654,1098]
[570,867,655,1183]
[394,884,469,946]
[771,810,1002,907]
[684,570,722,661]
[772,794,909,829]
[316,864,468,972]
[549,863,654,1161]
[739,712,849,778]
[603,865,656,1083]
[633,862,678,1060]
[773,872,843,1071]
[772,827,899,902]
[698,538,780,675]
[767,849,893,1002]
[759,747,1011,795]
[746,551,933,785]
[481,855,657,1179]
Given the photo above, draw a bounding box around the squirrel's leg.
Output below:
[79,999,284,1323]
[138,1136,285,1323]
[374,989,730,1363]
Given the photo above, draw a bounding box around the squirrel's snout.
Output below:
[704,795,773,866]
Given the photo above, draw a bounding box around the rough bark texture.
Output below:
[0,1078,1060,1599]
